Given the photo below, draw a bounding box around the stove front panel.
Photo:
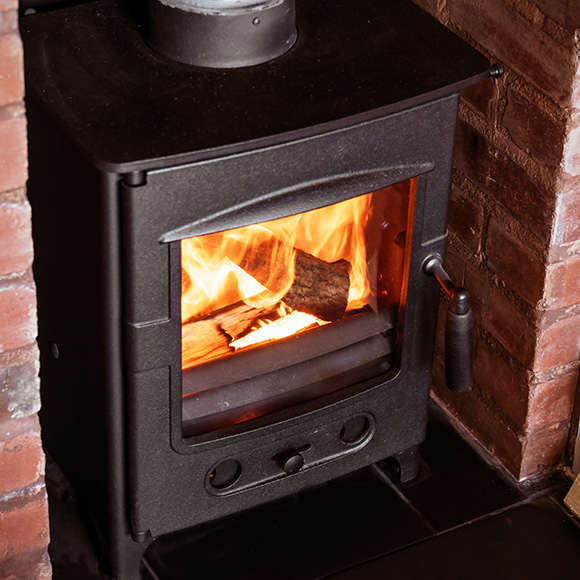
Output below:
[122,94,458,539]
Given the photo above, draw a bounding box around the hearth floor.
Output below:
[46,401,580,580]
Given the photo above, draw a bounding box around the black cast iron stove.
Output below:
[21,0,489,577]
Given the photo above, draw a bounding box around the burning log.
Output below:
[182,319,230,369]
[239,242,350,321]
[285,251,350,321]
[182,244,351,369]
[182,301,278,369]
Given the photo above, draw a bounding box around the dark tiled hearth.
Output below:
[47,402,580,579]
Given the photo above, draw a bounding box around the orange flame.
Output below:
[230,303,329,350]
[181,193,374,367]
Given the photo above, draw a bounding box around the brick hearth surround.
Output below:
[414,0,580,479]
[0,0,51,577]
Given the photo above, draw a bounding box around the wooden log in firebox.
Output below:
[182,301,279,369]
[182,245,351,369]
[239,243,351,321]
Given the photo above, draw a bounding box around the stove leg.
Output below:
[377,445,420,483]
[107,532,153,580]
[393,445,420,482]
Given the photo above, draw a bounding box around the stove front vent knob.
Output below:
[281,453,305,475]
[274,444,310,475]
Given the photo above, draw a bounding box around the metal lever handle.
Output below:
[424,256,473,393]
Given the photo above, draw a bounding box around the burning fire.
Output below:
[181,193,373,369]
[230,303,328,351]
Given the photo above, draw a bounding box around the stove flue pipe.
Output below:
[145,0,297,67]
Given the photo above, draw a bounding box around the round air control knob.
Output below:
[281,453,304,475]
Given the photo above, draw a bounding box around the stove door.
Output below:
[179,179,416,437]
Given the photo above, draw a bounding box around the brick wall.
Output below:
[415,0,580,479]
[0,0,51,576]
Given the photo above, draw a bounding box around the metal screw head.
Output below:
[253,17,261,26]
[489,63,504,79]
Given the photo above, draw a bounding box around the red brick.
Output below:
[449,0,574,105]
[558,171,580,198]
[0,285,36,352]
[443,245,467,285]
[0,34,23,108]
[503,87,565,166]
[0,428,44,495]
[461,77,498,122]
[0,0,17,35]
[0,0,17,12]
[37,558,51,580]
[0,116,27,193]
[0,203,33,277]
[412,0,438,16]
[0,415,40,443]
[530,0,580,31]
[455,120,553,241]
[0,550,51,580]
[448,185,483,252]
[573,81,580,109]
[0,9,17,36]
[0,187,26,205]
[465,265,536,367]
[0,344,39,372]
[433,358,523,477]
[486,219,545,306]
[544,254,580,309]
[0,361,40,423]
[0,494,49,563]
[473,341,528,428]
[552,189,580,246]
[519,422,569,478]
[526,372,577,431]
[533,312,580,371]
[563,125,580,176]
[37,558,52,580]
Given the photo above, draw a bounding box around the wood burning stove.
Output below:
[21,0,489,577]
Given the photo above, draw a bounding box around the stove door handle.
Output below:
[424,256,473,393]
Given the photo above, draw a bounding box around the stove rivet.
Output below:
[253,17,261,26]
[489,63,504,79]
[282,453,304,475]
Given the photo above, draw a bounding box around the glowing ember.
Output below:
[230,307,328,351]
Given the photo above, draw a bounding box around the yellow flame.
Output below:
[230,307,328,350]
[181,194,372,322]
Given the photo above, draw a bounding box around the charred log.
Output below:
[239,241,350,321]
[285,250,350,320]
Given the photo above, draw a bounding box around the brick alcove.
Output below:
[415,0,580,479]
[0,0,51,577]
[0,0,579,576]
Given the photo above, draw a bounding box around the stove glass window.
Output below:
[181,178,416,437]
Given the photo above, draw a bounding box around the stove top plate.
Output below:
[22,0,490,171]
